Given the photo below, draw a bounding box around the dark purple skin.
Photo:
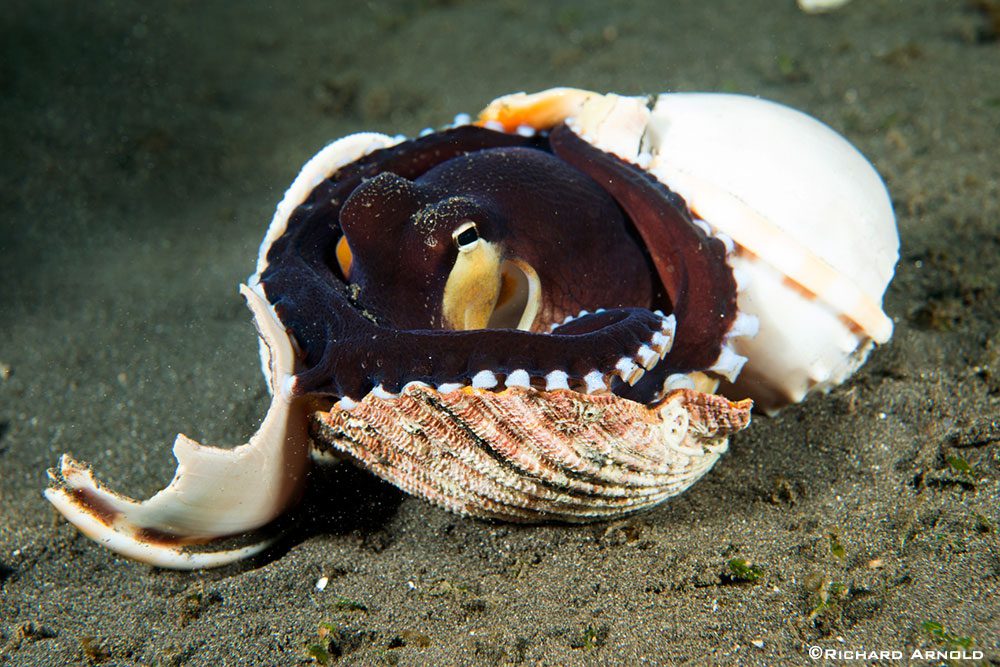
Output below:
[338,143,652,331]
[259,124,737,404]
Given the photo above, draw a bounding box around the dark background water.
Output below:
[2,1,998,664]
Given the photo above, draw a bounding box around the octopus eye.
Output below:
[452,221,480,252]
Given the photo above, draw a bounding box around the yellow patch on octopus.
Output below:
[442,239,503,330]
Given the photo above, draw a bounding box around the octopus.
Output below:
[45,88,898,568]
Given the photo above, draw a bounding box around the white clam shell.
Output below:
[643,93,897,411]
[797,0,853,13]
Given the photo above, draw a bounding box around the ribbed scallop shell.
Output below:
[311,386,751,522]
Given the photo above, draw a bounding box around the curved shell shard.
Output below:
[311,386,751,522]
[44,285,312,569]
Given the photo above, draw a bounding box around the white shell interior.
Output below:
[642,93,898,411]
[798,0,853,13]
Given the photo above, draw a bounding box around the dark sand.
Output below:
[2,1,998,664]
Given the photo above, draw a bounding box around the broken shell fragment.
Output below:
[44,285,313,569]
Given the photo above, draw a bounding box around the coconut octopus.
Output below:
[45,88,898,569]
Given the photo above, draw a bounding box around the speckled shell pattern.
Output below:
[311,386,752,522]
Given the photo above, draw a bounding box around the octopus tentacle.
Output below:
[548,123,741,399]
[292,308,674,400]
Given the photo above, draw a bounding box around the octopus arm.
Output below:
[549,123,740,377]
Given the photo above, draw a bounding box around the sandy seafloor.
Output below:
[1,0,999,665]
